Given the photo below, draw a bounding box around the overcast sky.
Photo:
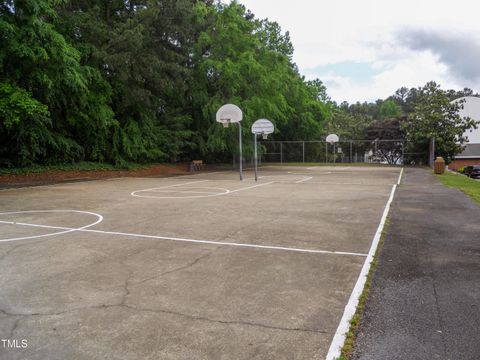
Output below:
[234,0,480,103]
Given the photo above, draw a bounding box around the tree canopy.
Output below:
[402,82,478,162]
[0,0,329,167]
[1,1,478,167]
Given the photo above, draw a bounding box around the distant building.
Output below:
[449,96,480,170]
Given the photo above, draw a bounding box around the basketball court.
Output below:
[0,165,402,359]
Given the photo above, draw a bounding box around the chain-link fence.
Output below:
[256,140,429,165]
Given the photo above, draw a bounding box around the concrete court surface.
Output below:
[0,166,401,359]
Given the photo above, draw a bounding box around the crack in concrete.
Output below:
[132,251,213,286]
[0,309,22,317]
[119,267,133,307]
[8,317,22,339]
[0,304,327,335]
[121,303,329,334]
[0,310,27,340]
[0,246,327,337]
[115,246,216,310]
[0,246,213,316]
[114,246,160,307]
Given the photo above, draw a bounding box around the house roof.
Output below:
[456,143,480,158]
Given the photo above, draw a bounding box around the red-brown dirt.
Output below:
[0,164,189,187]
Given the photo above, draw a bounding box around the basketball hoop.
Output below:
[326,134,340,164]
[216,104,244,181]
[251,119,275,182]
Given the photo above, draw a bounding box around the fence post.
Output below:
[429,138,435,167]
[350,141,353,163]
[302,141,305,163]
[280,142,283,164]
[401,141,405,165]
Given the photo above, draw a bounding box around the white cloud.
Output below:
[234,0,480,102]
[307,52,453,103]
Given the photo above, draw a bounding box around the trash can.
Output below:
[434,157,445,174]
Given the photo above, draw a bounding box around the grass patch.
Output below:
[337,216,391,360]
[0,161,154,176]
[436,171,480,206]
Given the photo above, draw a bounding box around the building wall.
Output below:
[448,158,480,171]
[455,97,480,143]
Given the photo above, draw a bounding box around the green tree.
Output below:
[325,102,374,140]
[190,1,328,160]
[379,99,402,119]
[1,0,331,167]
[365,117,405,164]
[56,0,205,164]
[0,83,53,166]
[0,0,115,166]
[402,82,478,162]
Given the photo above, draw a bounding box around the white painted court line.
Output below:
[0,220,368,257]
[397,167,404,185]
[171,174,313,184]
[131,180,210,198]
[289,171,332,175]
[245,175,314,183]
[295,176,313,184]
[325,168,403,360]
[226,182,274,194]
[131,180,209,194]
[131,180,275,199]
[147,187,229,195]
[0,210,103,242]
[149,190,223,195]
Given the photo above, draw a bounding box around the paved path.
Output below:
[352,168,480,360]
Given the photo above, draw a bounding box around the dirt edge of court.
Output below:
[0,164,192,188]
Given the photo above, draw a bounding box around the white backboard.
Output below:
[216,104,243,124]
[252,119,274,135]
[326,134,339,144]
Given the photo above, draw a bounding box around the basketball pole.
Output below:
[254,133,258,182]
[251,119,274,183]
[216,104,243,181]
[239,123,243,181]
